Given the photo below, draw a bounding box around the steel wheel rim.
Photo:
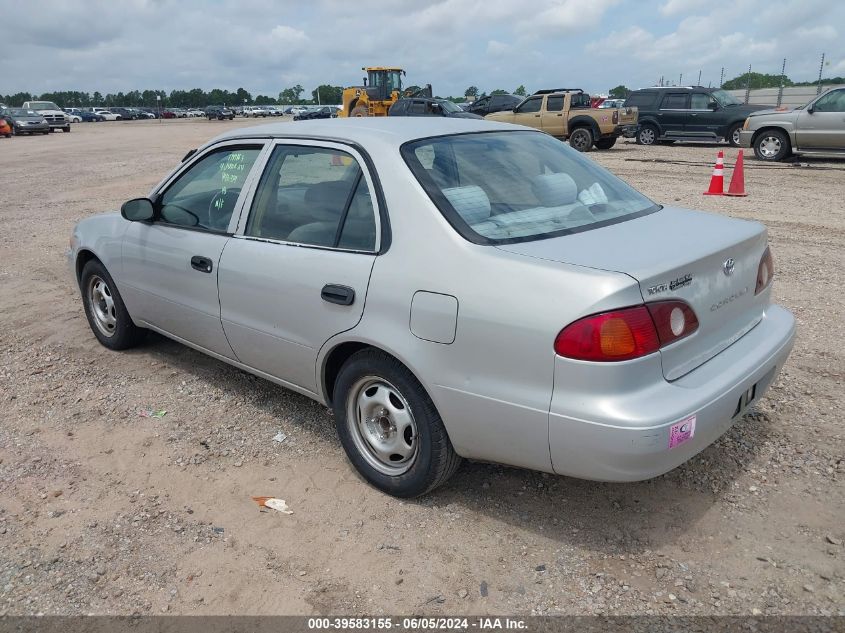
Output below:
[571,130,590,151]
[759,136,781,158]
[346,376,418,476]
[87,275,117,337]
[732,127,741,145]
[640,128,655,144]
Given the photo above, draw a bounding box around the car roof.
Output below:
[208,118,526,151]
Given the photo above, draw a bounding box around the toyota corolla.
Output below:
[68,118,795,497]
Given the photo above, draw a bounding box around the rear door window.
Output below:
[661,93,690,109]
[546,96,564,112]
[625,92,657,108]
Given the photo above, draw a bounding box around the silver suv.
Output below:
[739,87,845,161]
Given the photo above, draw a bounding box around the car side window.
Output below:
[246,146,377,251]
[516,97,542,114]
[690,93,711,109]
[661,93,690,109]
[546,96,564,112]
[625,92,657,108]
[409,101,426,115]
[158,147,261,232]
[813,89,845,112]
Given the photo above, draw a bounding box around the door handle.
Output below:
[556,114,563,116]
[321,284,355,306]
[190,255,213,273]
[534,114,540,117]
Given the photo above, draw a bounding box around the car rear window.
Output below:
[401,131,658,245]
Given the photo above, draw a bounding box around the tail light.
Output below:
[554,301,698,362]
[755,246,774,295]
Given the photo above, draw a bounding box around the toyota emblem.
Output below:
[723,258,735,276]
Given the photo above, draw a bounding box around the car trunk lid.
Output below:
[497,207,768,380]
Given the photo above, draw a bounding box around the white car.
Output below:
[93,109,120,121]
[64,108,83,123]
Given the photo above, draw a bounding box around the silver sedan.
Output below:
[68,118,795,497]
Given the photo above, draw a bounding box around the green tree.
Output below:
[608,85,630,99]
[235,87,252,105]
[722,72,794,90]
[464,86,479,98]
[514,85,527,96]
[279,84,304,104]
[490,89,508,95]
[311,85,343,104]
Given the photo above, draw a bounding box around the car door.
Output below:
[511,95,543,129]
[685,92,721,137]
[540,94,566,137]
[120,141,268,359]
[656,92,690,137]
[217,141,380,393]
[796,89,845,150]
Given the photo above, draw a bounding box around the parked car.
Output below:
[4,108,50,135]
[289,106,309,116]
[486,89,637,151]
[206,106,235,120]
[64,108,84,123]
[132,108,156,119]
[265,106,283,116]
[108,107,137,120]
[294,106,337,120]
[388,98,482,119]
[78,110,105,122]
[92,109,120,121]
[465,93,522,116]
[624,86,768,147]
[598,99,626,109]
[0,114,11,138]
[244,106,269,117]
[68,118,794,497]
[739,87,845,161]
[21,100,70,132]
[161,110,177,119]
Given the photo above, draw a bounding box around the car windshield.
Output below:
[402,131,659,244]
[437,100,461,113]
[28,102,61,110]
[711,90,741,106]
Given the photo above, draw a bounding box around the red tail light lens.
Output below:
[755,247,774,295]
[554,306,660,362]
[555,301,699,362]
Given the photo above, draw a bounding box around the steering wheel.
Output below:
[207,188,241,230]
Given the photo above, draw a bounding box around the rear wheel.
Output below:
[80,260,146,350]
[568,127,593,152]
[636,124,658,145]
[753,129,790,161]
[595,136,617,150]
[351,105,369,118]
[333,349,461,497]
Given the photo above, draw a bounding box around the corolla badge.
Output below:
[723,258,735,276]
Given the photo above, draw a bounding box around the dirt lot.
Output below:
[0,119,843,617]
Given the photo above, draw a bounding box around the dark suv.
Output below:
[466,93,522,116]
[624,87,768,147]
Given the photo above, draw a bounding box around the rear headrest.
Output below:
[442,185,491,224]
[305,180,355,221]
[532,173,578,206]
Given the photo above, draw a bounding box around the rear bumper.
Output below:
[549,304,795,481]
[739,130,755,148]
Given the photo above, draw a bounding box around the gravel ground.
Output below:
[0,119,843,617]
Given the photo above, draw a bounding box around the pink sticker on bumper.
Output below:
[669,415,696,449]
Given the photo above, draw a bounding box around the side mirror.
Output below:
[121,197,154,222]
[512,107,518,113]
[807,105,815,114]
[708,102,718,110]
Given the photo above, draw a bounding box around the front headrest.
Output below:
[532,173,578,206]
[442,185,491,224]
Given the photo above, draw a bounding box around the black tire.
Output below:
[595,136,617,150]
[726,122,743,147]
[568,127,593,152]
[636,124,658,145]
[80,259,146,350]
[62,126,70,133]
[753,129,791,162]
[351,105,369,118]
[333,349,461,497]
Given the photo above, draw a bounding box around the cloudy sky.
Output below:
[1,0,843,98]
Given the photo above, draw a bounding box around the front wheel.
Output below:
[726,123,743,147]
[62,126,70,133]
[568,127,593,152]
[333,349,461,497]
[594,137,617,150]
[351,105,369,117]
[753,129,790,161]
[80,260,146,350]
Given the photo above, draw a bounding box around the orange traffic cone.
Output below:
[724,151,748,197]
[703,151,725,195]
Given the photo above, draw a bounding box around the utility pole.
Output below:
[777,58,786,107]
[697,70,702,86]
[679,73,683,86]
[719,67,725,88]
[744,63,752,104]
[817,52,826,94]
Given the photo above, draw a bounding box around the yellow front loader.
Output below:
[340,67,432,117]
